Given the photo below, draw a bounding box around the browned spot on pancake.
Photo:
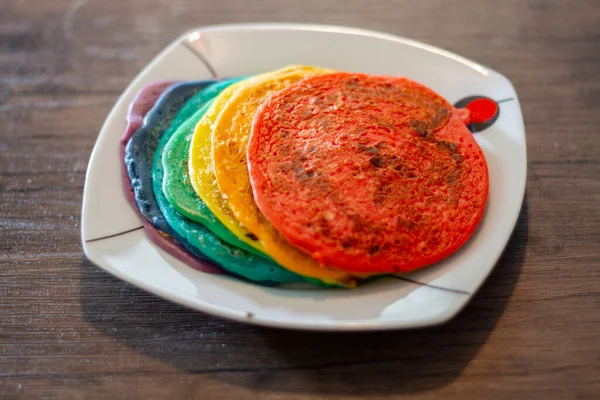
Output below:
[445,171,459,185]
[436,140,458,152]
[369,245,380,255]
[370,157,385,168]
[278,161,294,174]
[245,232,259,241]
[341,239,355,250]
[374,182,392,205]
[397,218,417,231]
[317,216,331,237]
[319,117,332,130]
[296,169,315,183]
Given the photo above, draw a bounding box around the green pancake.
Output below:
[161,100,269,259]
[151,79,304,285]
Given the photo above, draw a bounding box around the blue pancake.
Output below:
[125,81,215,261]
[127,79,304,285]
[122,81,222,275]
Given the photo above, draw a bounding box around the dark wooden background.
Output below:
[1,0,599,398]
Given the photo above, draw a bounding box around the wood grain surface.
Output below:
[1,0,599,398]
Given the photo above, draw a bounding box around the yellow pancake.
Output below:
[189,66,313,255]
[188,79,264,253]
[211,66,368,287]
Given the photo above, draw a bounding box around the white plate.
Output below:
[81,23,526,331]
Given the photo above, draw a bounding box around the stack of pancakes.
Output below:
[122,66,489,288]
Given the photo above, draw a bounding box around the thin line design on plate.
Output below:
[496,97,514,104]
[85,226,144,243]
[181,40,219,79]
[390,275,470,295]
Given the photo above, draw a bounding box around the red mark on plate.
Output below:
[465,98,498,123]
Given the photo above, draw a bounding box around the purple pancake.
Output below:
[122,82,223,274]
[121,81,177,212]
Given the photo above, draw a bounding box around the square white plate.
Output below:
[81,23,526,331]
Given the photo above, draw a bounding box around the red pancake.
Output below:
[248,72,489,273]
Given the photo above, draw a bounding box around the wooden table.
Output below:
[1,0,599,398]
